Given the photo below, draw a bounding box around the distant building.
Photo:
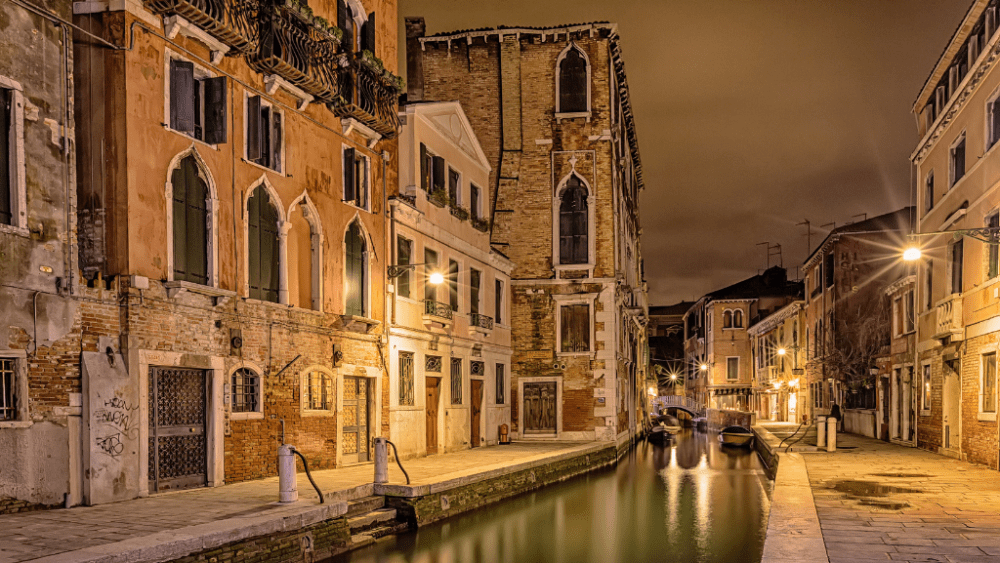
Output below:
[684,267,803,411]
[748,301,806,423]
[878,276,917,443]
[648,302,694,394]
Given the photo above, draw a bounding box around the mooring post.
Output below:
[816,415,826,448]
[373,437,388,484]
[278,444,298,503]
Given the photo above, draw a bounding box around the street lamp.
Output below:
[901,227,1000,262]
[699,363,708,371]
[777,347,787,356]
[903,246,922,262]
[387,263,445,285]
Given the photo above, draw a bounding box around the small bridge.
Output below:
[652,395,705,418]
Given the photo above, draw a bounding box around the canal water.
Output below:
[328,429,772,563]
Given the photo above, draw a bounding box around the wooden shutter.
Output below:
[170,60,196,133]
[271,111,282,172]
[419,143,428,191]
[359,156,367,209]
[952,240,964,294]
[337,0,353,51]
[202,76,227,144]
[249,187,280,302]
[247,95,262,161]
[448,260,459,311]
[173,156,208,285]
[346,222,364,315]
[0,88,11,225]
[432,156,445,191]
[471,185,480,220]
[470,269,480,315]
[248,188,262,300]
[495,279,502,325]
[260,106,272,168]
[365,12,376,53]
[344,147,356,203]
[397,236,410,298]
[448,168,459,203]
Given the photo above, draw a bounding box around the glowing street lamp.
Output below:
[387,263,445,285]
[699,363,708,372]
[903,246,922,262]
[777,348,787,356]
[670,373,678,381]
[428,271,445,285]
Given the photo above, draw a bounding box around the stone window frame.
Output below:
[343,214,372,318]
[0,350,29,428]
[229,361,265,421]
[517,376,562,439]
[554,42,591,122]
[0,75,27,236]
[984,207,1000,282]
[341,143,371,213]
[241,174,288,304]
[923,170,935,215]
[164,146,221,288]
[553,293,597,358]
[287,191,324,312]
[447,165,463,208]
[979,348,998,421]
[985,83,1000,154]
[163,48,221,149]
[551,171,596,274]
[396,351,415,408]
[301,365,336,416]
[949,131,967,188]
[920,362,932,417]
[242,90,286,175]
[495,363,506,405]
[726,356,739,381]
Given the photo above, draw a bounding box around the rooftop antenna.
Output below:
[756,242,770,272]
[796,219,812,257]
[852,213,867,224]
[756,242,783,270]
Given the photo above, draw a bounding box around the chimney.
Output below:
[405,17,425,101]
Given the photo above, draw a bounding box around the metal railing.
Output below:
[470,312,494,331]
[146,0,260,53]
[334,54,401,138]
[248,3,341,102]
[424,299,453,321]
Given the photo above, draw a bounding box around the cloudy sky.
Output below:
[397,0,970,305]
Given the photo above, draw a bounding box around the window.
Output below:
[989,212,999,279]
[305,370,332,411]
[248,186,280,303]
[448,259,459,311]
[733,309,743,328]
[345,220,367,316]
[559,176,588,264]
[419,143,443,196]
[989,95,1000,150]
[560,303,590,353]
[951,135,966,187]
[495,279,504,325]
[171,155,209,285]
[926,258,934,310]
[471,184,482,220]
[231,368,260,413]
[343,147,369,209]
[451,357,463,405]
[246,95,282,171]
[396,236,411,298]
[924,172,934,213]
[921,364,932,412]
[470,268,481,315]
[425,248,438,303]
[0,358,16,421]
[168,58,227,144]
[904,290,915,333]
[337,0,374,54]
[287,196,321,311]
[448,168,461,206]
[723,310,732,329]
[399,352,414,406]
[982,352,997,414]
[0,79,24,230]
[824,253,834,287]
[425,354,442,373]
[951,240,964,294]
[727,357,739,381]
[496,363,505,405]
[557,44,588,114]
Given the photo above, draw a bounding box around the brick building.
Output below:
[0,0,403,510]
[910,0,1000,468]
[405,20,648,444]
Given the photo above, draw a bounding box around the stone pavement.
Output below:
[803,433,1000,563]
[0,441,599,563]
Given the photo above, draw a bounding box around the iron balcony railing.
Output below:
[470,312,494,331]
[248,2,341,102]
[424,299,453,321]
[146,0,259,53]
[334,54,401,138]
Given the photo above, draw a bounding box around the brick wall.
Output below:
[960,334,1000,469]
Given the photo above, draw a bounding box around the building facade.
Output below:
[405,20,648,444]
[648,302,694,395]
[388,101,513,458]
[748,301,806,423]
[911,0,1000,468]
[878,276,918,443]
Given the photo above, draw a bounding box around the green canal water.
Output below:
[328,429,773,563]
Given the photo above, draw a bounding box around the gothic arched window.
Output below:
[558,45,589,113]
[248,186,280,303]
[559,177,588,264]
[171,155,209,285]
[345,220,367,316]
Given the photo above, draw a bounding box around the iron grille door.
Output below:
[342,377,370,463]
[523,382,557,434]
[149,367,207,492]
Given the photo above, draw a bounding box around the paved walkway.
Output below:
[803,433,1000,563]
[0,441,599,563]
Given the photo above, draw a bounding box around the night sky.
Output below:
[397,0,970,306]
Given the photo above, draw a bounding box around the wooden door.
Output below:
[471,379,483,448]
[426,377,440,455]
[523,382,557,435]
[342,377,370,463]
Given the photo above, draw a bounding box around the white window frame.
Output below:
[163,49,219,148]
[0,351,29,428]
[395,350,417,408]
[447,257,461,314]
[551,171,596,274]
[903,290,915,334]
[495,362,507,405]
[242,174,288,304]
[341,144,371,212]
[0,76,26,235]
[301,365,336,416]
[920,362,932,416]
[949,132,967,188]
[243,91,285,175]
[342,214,372,318]
[287,191,323,312]
[986,85,1000,153]
[229,362,264,420]
[553,293,597,357]
[554,42,592,121]
[447,166,463,207]
[470,183,484,221]
[164,146,221,288]
[980,349,998,421]
[726,356,739,381]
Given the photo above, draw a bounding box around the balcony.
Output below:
[469,312,494,335]
[145,0,259,53]
[423,299,453,327]
[333,53,402,138]
[248,2,342,102]
[934,294,964,341]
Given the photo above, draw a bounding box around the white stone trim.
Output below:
[554,42,591,121]
[228,360,265,421]
[551,170,595,273]
[516,376,562,440]
[300,365,336,416]
[979,347,999,421]
[242,90,286,176]
[164,16,229,65]
[343,214,372,317]
[242,174,287,303]
[265,75,313,110]
[162,49,219,149]
[0,76,27,235]
[341,143,371,212]
[553,292,597,357]
[288,191,324,312]
[164,145,221,287]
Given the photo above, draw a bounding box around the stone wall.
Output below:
[167,516,350,563]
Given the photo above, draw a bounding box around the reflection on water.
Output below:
[327,429,772,563]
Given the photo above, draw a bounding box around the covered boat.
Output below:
[719,425,754,448]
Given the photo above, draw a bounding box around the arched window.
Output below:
[558,45,589,114]
[559,176,588,265]
[231,367,261,414]
[733,309,744,328]
[288,195,322,311]
[171,155,209,285]
[248,185,280,303]
[723,310,733,329]
[345,220,366,316]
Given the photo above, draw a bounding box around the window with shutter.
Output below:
[362,12,376,54]
[344,147,356,203]
[203,77,227,144]
[924,172,934,213]
[345,221,366,316]
[343,147,368,209]
[432,156,445,193]
[0,88,11,226]
[171,155,209,285]
[420,143,429,191]
[558,45,588,114]
[470,269,480,315]
[169,58,227,144]
[951,136,966,186]
[470,184,480,220]
[448,168,460,205]
[396,237,411,298]
[560,303,590,353]
[337,0,353,51]
[559,177,588,264]
[448,259,459,311]
[990,98,1000,150]
[495,279,503,325]
[247,95,282,171]
[495,364,505,405]
[951,240,964,295]
[248,186,280,302]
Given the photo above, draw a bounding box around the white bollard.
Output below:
[278,445,298,503]
[373,437,388,484]
[816,416,826,448]
[827,417,837,452]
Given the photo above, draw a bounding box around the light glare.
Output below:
[903,246,922,261]
[429,272,445,285]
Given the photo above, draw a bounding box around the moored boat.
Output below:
[719,426,754,448]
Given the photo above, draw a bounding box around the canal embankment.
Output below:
[5,441,617,563]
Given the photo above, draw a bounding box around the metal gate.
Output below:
[523,382,557,434]
[342,376,370,463]
[149,367,207,492]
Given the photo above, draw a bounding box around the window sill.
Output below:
[977,412,997,422]
[0,223,30,237]
[336,315,381,334]
[555,111,591,122]
[342,200,371,214]
[0,420,32,429]
[556,351,593,358]
[165,281,235,304]
[301,409,336,417]
[163,124,218,150]
[231,411,264,421]
[391,405,423,412]
[554,263,594,271]
[243,297,288,309]
[241,158,284,177]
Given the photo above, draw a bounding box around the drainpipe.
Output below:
[60,21,73,296]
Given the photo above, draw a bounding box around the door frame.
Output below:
[335,364,382,466]
[426,376,441,455]
[137,350,225,495]
[471,378,484,448]
[941,359,962,456]
[517,377,562,440]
